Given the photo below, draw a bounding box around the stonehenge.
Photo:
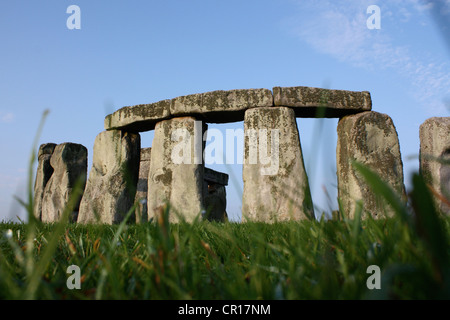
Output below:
[33,143,57,220]
[203,168,229,222]
[135,147,152,223]
[40,143,87,223]
[147,117,205,223]
[105,89,273,132]
[336,111,406,218]
[134,147,229,223]
[242,107,313,222]
[77,130,140,224]
[273,86,372,118]
[34,85,449,224]
[420,117,450,215]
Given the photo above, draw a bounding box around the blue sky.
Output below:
[1,0,449,222]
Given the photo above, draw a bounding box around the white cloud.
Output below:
[0,111,15,123]
[285,0,450,114]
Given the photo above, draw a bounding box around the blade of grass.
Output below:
[410,173,449,281]
[24,177,84,299]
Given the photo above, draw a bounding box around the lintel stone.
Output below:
[105,86,372,132]
[104,99,171,132]
[105,88,273,132]
[273,86,371,118]
[177,88,274,123]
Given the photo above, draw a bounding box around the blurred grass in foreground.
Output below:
[1,177,449,299]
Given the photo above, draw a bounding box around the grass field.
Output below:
[1,184,449,300]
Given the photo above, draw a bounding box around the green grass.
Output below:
[1,197,449,299]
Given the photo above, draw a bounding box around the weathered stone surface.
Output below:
[105,89,273,132]
[203,168,228,222]
[171,93,203,116]
[41,143,87,223]
[104,86,371,132]
[170,89,274,123]
[337,111,405,218]
[420,117,450,215]
[198,89,274,123]
[170,89,273,122]
[147,117,205,223]
[204,167,229,186]
[242,107,314,222]
[78,130,140,224]
[38,143,57,159]
[135,147,151,223]
[273,86,371,118]
[105,99,171,132]
[33,143,56,220]
[170,89,273,123]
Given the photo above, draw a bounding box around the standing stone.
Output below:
[41,143,87,223]
[135,147,151,223]
[420,117,450,215]
[337,111,406,219]
[147,117,205,223]
[242,107,314,222]
[78,130,140,224]
[204,184,228,222]
[33,143,57,220]
[203,168,228,222]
